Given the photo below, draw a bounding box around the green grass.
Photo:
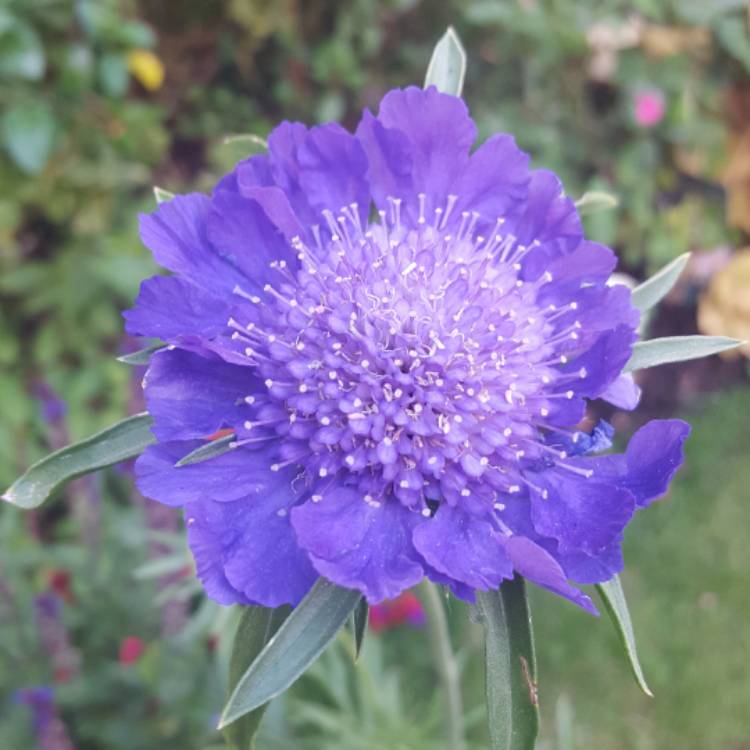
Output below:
[532,388,750,750]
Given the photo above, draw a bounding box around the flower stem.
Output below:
[418,580,466,750]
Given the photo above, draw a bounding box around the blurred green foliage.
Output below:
[1,1,749,748]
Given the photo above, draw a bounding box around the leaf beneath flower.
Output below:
[2,413,155,509]
[631,253,690,313]
[625,335,743,372]
[476,577,539,750]
[596,575,653,697]
[117,343,165,365]
[175,434,236,467]
[218,579,361,729]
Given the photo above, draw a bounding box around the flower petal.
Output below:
[505,536,598,614]
[528,466,635,555]
[600,373,641,410]
[291,488,424,603]
[186,491,316,607]
[123,275,229,343]
[136,441,288,506]
[412,504,513,590]
[143,348,256,441]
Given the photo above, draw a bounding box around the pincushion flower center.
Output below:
[228,195,589,514]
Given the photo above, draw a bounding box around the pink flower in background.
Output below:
[119,636,146,665]
[369,591,425,632]
[634,89,665,128]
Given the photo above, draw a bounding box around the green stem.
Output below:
[418,581,466,750]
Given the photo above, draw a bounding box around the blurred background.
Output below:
[1,1,749,748]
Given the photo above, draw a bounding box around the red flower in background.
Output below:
[119,636,146,665]
[369,591,425,632]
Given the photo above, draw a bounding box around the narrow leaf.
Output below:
[223,606,290,750]
[175,434,236,467]
[117,343,164,365]
[476,577,539,750]
[596,576,653,697]
[424,26,467,97]
[218,579,360,729]
[352,597,368,661]
[223,133,268,151]
[575,191,619,216]
[625,335,743,373]
[631,253,690,313]
[153,186,175,204]
[2,413,155,509]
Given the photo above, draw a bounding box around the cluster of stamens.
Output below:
[225,194,593,518]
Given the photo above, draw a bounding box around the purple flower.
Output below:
[127,87,690,612]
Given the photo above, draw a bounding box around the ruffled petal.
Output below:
[600,373,641,410]
[556,538,624,584]
[412,504,513,590]
[143,348,256,441]
[186,491,316,607]
[291,488,424,602]
[139,193,245,295]
[123,275,229,343]
[359,86,476,218]
[505,536,598,614]
[618,419,690,507]
[452,133,530,224]
[136,442,288,506]
[528,466,635,554]
[205,191,296,295]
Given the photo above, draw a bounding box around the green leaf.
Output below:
[223,606,290,750]
[175,434,236,467]
[596,576,653,697]
[1,100,55,174]
[117,343,164,365]
[631,253,690,313]
[574,191,619,216]
[352,597,368,661]
[223,133,268,151]
[625,335,743,373]
[476,577,539,750]
[424,26,466,97]
[2,413,155,509]
[218,579,361,729]
[0,15,45,80]
[153,186,175,204]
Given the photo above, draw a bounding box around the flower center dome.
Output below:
[229,196,589,516]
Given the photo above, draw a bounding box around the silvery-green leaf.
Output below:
[223,606,290,750]
[625,335,742,372]
[175,434,236,467]
[575,191,619,216]
[3,413,155,509]
[476,577,539,750]
[218,579,360,729]
[117,343,164,365]
[153,186,175,204]
[596,576,653,697]
[424,27,466,97]
[631,253,690,313]
[352,597,368,661]
[223,133,268,150]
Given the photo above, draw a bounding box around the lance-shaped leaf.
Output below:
[625,335,742,373]
[575,191,618,216]
[596,575,652,697]
[424,27,467,97]
[117,343,165,365]
[223,606,290,750]
[631,253,690,313]
[476,577,539,750]
[175,434,236,467]
[352,597,368,661]
[153,186,175,204]
[223,133,268,151]
[218,579,361,729]
[3,413,155,509]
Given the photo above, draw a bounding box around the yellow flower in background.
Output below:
[127,49,165,91]
[698,248,750,359]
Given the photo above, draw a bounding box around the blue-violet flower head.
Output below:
[127,87,690,612]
